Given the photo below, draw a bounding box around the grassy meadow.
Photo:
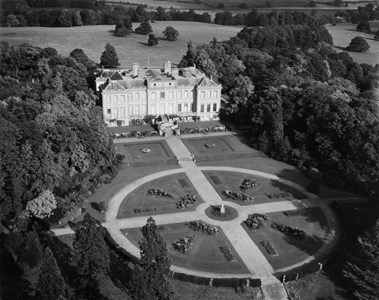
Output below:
[327,21,379,66]
[0,22,241,66]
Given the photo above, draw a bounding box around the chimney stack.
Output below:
[132,63,138,77]
[164,61,172,75]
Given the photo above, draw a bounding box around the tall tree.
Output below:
[163,26,179,41]
[35,247,66,300]
[100,43,119,68]
[178,40,196,67]
[73,213,110,298]
[343,219,379,300]
[129,217,173,300]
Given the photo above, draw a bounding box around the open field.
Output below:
[122,222,249,273]
[327,21,379,66]
[203,170,307,205]
[117,173,204,218]
[0,22,241,66]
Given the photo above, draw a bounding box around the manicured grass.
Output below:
[242,207,329,270]
[122,222,249,274]
[115,140,173,161]
[0,22,241,66]
[327,21,379,66]
[170,279,255,300]
[286,271,346,300]
[87,164,178,223]
[117,173,204,218]
[203,170,307,206]
[181,135,261,157]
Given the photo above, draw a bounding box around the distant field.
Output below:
[327,21,379,66]
[0,22,241,66]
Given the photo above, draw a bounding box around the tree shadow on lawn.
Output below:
[0,233,33,300]
[108,245,133,292]
[282,233,325,257]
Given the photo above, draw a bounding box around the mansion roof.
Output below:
[96,65,220,92]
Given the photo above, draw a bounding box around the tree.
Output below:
[148,34,159,46]
[356,21,371,32]
[6,14,19,27]
[24,190,57,219]
[217,3,225,9]
[100,43,119,68]
[375,30,379,41]
[347,36,370,52]
[73,213,110,298]
[35,247,66,300]
[135,21,152,35]
[178,40,196,67]
[163,26,179,41]
[343,219,379,300]
[129,217,173,300]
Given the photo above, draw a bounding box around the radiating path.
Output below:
[51,134,367,300]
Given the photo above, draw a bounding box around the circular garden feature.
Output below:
[205,205,238,221]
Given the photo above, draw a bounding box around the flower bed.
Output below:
[180,125,228,135]
[240,178,257,191]
[147,188,172,198]
[260,241,279,256]
[244,214,268,231]
[222,190,254,203]
[176,194,198,209]
[185,221,220,236]
[134,207,157,214]
[204,143,216,148]
[172,235,197,253]
[210,175,222,185]
[178,178,189,188]
[266,192,292,199]
[283,208,309,217]
[219,246,237,262]
[271,223,305,239]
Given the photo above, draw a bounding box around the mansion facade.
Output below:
[96,62,222,126]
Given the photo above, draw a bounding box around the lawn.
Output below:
[0,22,241,66]
[115,140,173,161]
[203,170,307,205]
[327,21,379,66]
[122,221,249,274]
[117,173,204,218]
[181,135,261,157]
[242,207,329,270]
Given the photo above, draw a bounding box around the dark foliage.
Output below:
[346,36,370,52]
[100,42,119,67]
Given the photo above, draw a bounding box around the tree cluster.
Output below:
[179,24,379,198]
[0,42,120,229]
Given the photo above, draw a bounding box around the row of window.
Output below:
[200,103,218,113]
[104,90,219,105]
[106,105,147,119]
[200,90,219,99]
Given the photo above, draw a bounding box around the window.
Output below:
[207,91,211,98]
[214,91,218,98]
[120,108,125,118]
[120,95,125,103]
[169,91,173,99]
[128,94,133,101]
[184,103,188,113]
[201,91,205,99]
[213,103,217,112]
[141,105,146,115]
[112,108,118,119]
[200,104,204,113]
[106,96,111,105]
[151,92,156,100]
[184,90,188,98]
[107,109,111,115]
[142,93,146,100]
[135,105,140,115]
[178,91,182,98]
[207,104,211,112]
[160,92,165,99]
[129,105,133,115]
[178,104,182,112]
[136,93,140,101]
[113,96,118,104]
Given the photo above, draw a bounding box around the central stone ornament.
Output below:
[205,205,238,221]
